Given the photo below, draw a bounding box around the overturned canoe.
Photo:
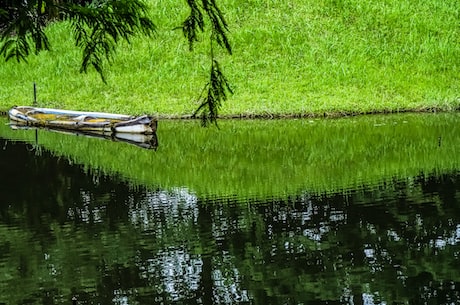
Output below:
[8,106,157,134]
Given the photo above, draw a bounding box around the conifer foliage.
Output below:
[182,0,232,125]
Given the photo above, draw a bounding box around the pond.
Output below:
[0,113,459,305]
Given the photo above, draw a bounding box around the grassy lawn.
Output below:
[0,0,459,117]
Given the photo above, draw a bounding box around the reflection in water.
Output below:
[127,188,199,232]
[10,124,159,150]
[0,137,459,304]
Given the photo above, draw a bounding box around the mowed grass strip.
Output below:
[0,0,459,117]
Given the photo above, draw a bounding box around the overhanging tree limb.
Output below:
[59,0,156,83]
[0,0,156,82]
[193,58,233,126]
[182,0,233,126]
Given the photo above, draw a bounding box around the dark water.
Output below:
[0,126,459,305]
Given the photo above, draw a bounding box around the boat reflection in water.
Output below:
[9,123,159,150]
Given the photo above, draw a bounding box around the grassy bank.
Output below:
[0,0,459,117]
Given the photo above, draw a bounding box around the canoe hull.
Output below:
[8,106,157,134]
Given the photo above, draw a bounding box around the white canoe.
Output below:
[8,106,157,134]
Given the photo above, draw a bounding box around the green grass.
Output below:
[0,0,459,117]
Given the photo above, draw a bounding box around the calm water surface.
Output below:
[0,114,459,305]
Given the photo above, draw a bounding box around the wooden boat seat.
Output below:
[25,110,56,121]
[74,115,109,123]
[25,109,44,115]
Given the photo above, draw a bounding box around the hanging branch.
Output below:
[182,0,233,126]
[202,0,231,55]
[62,0,156,83]
[181,0,204,51]
[193,57,233,126]
[0,0,50,62]
[0,0,156,83]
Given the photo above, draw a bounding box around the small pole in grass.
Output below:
[33,82,37,106]
[33,82,39,149]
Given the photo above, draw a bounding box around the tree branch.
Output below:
[183,0,233,126]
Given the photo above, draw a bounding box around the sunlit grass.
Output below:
[0,0,459,116]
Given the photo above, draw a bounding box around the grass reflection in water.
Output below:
[0,113,458,198]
